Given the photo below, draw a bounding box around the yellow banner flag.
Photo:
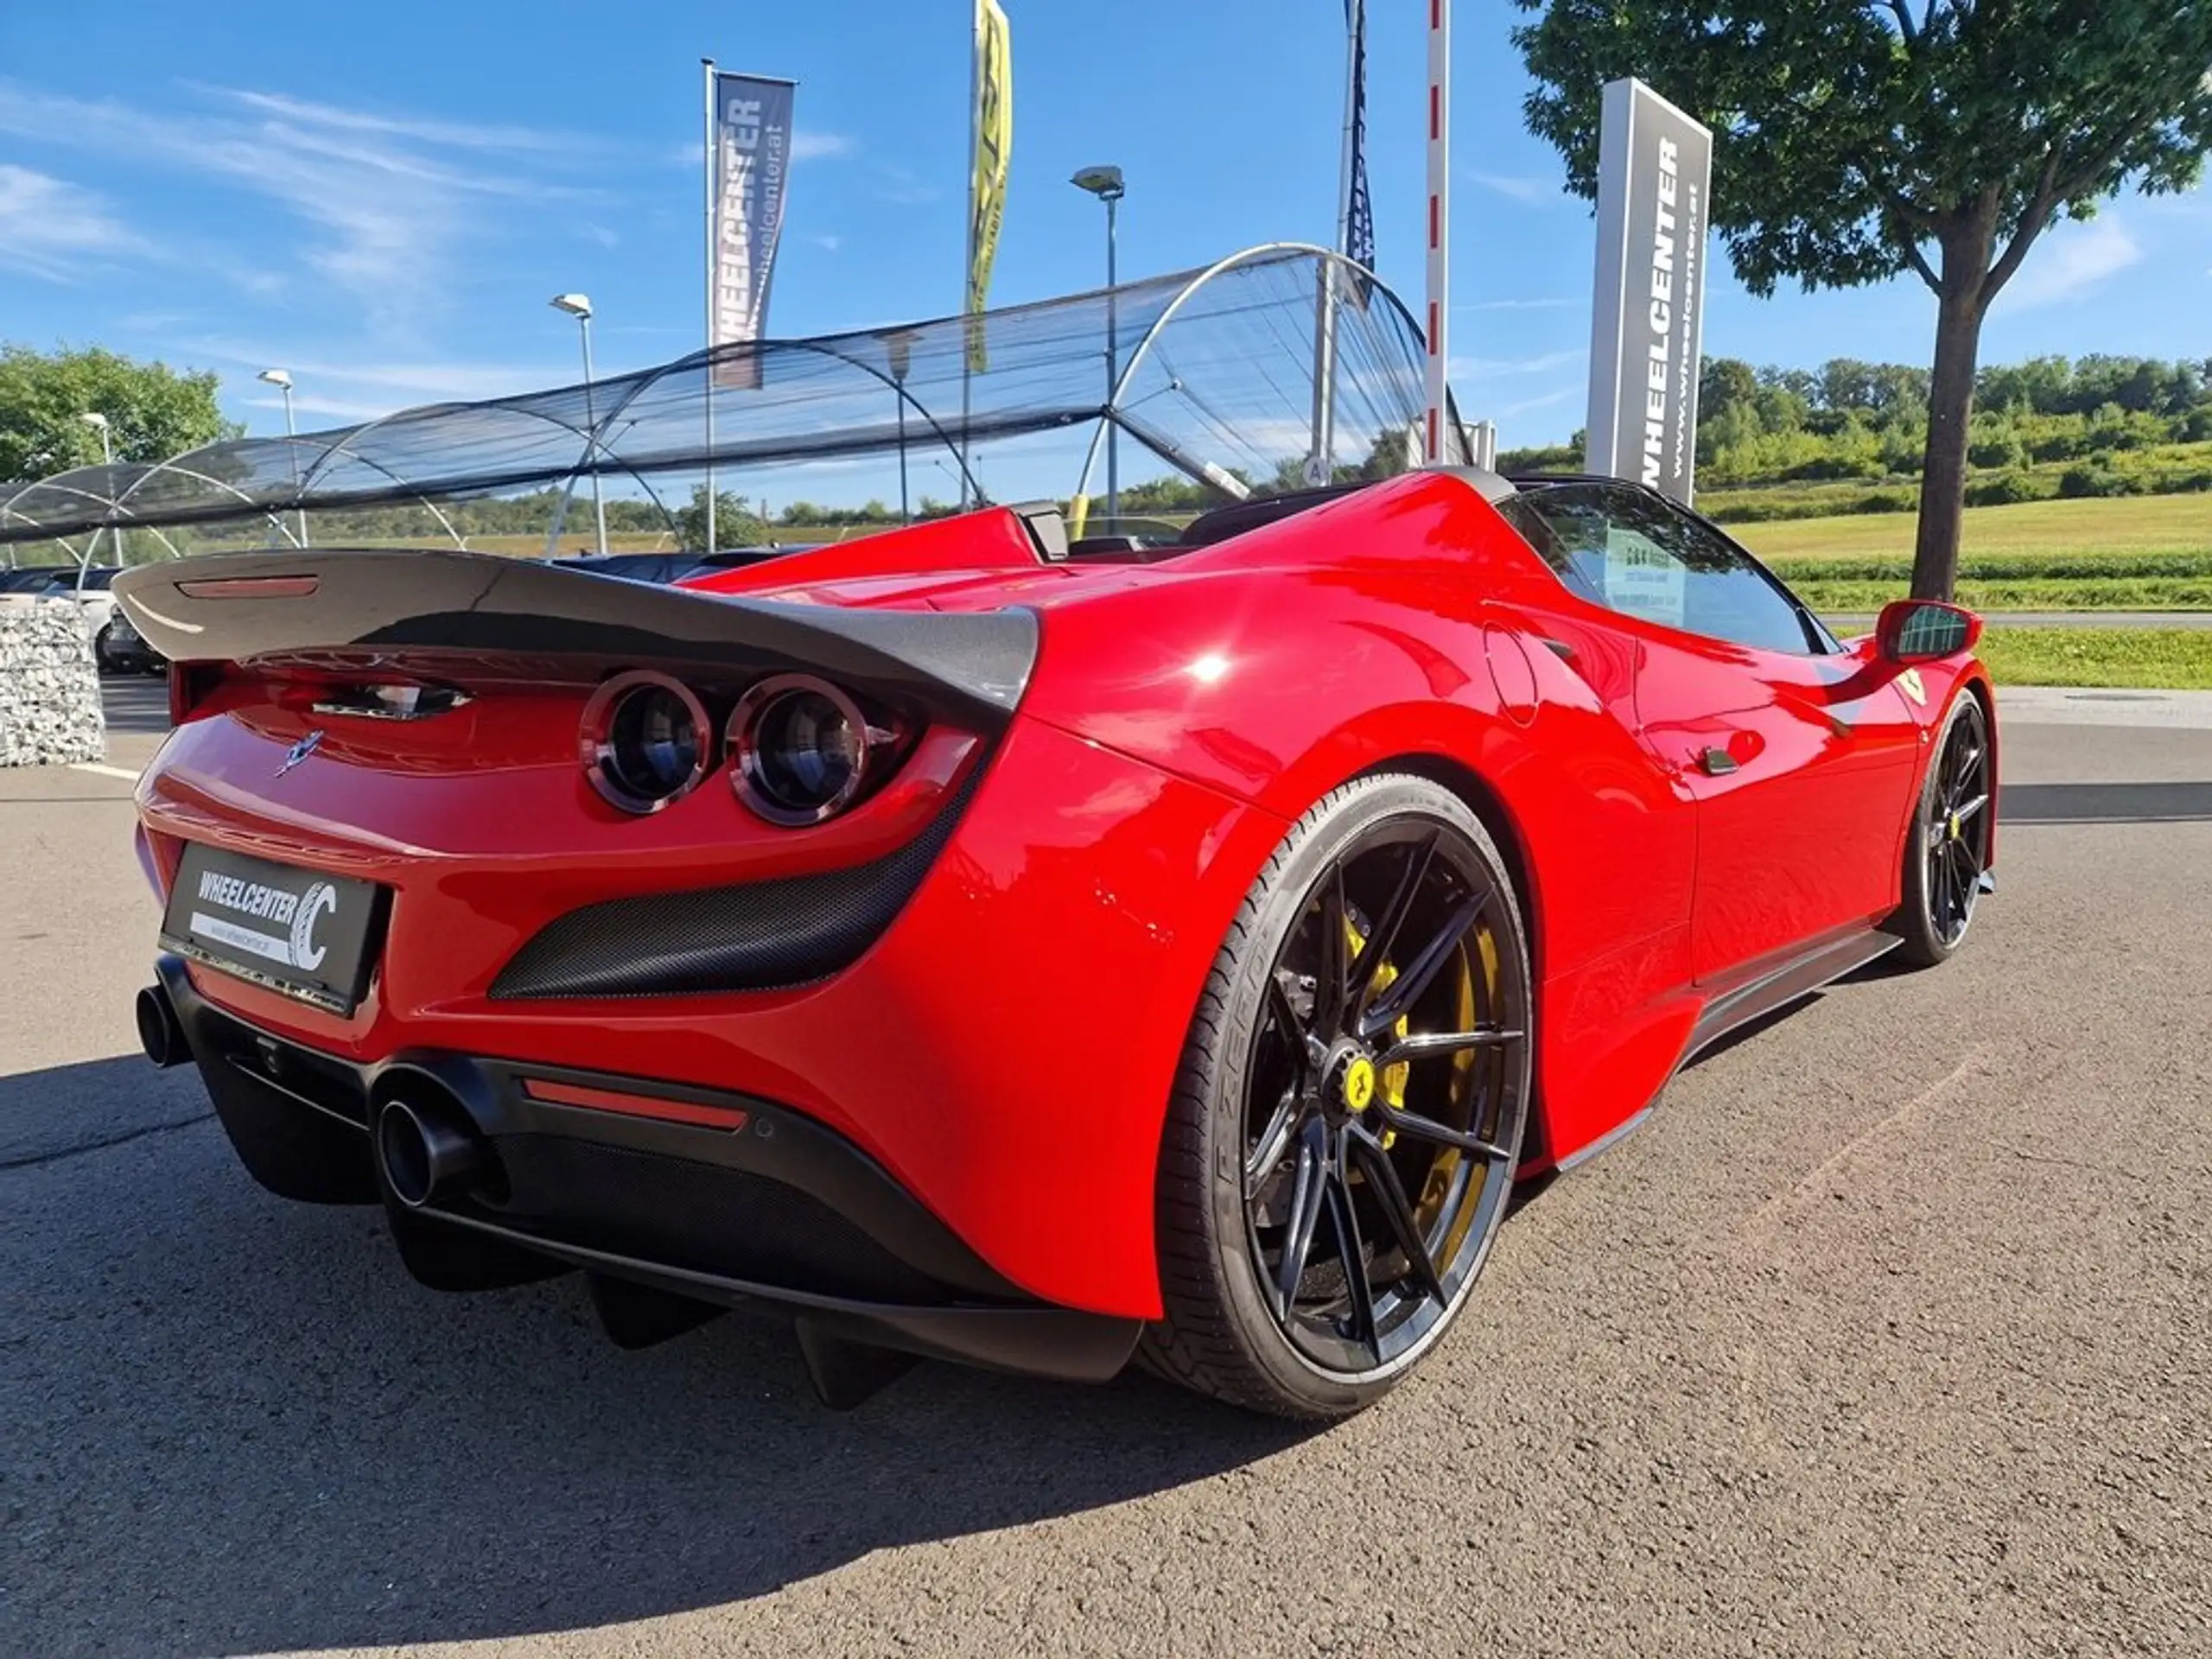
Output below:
[966,0,1011,372]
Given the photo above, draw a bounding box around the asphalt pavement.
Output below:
[3,683,2208,1657]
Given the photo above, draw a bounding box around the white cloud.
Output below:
[1466,171,1562,207]
[874,166,944,206]
[0,79,594,332]
[790,131,857,162]
[181,340,571,420]
[1451,349,1586,379]
[0,165,140,281]
[1998,216,2143,310]
[1456,297,1577,313]
[1496,386,1580,419]
[207,88,592,155]
[805,232,844,252]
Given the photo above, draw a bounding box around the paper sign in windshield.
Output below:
[1604,530,1688,629]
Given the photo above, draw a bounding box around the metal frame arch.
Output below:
[0,475,182,564]
[111,458,304,551]
[0,472,130,524]
[1071,242,1446,511]
[283,406,470,546]
[533,359,686,554]
[580,334,979,544]
[281,395,674,556]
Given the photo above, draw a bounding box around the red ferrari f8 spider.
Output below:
[118,467,1995,1416]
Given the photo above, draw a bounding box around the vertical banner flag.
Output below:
[965,0,1012,373]
[711,73,795,390]
[1342,0,1374,286]
[1586,78,1713,505]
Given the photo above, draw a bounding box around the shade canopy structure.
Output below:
[0,245,1458,553]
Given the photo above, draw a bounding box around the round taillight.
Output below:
[729,675,877,825]
[580,671,710,814]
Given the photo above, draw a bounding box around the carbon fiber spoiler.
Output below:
[111,549,1039,729]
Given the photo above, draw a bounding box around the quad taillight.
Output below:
[579,671,711,815]
[579,670,906,824]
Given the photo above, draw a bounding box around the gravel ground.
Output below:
[2,696,2207,1658]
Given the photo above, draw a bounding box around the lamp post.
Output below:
[78,411,116,577]
[550,292,609,556]
[79,409,113,466]
[1071,164,1125,528]
[257,368,309,548]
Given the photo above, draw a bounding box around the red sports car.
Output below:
[118,467,1995,1417]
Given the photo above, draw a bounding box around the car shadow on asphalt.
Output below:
[3,1059,1313,1653]
[1997,780,2212,824]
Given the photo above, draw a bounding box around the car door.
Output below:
[1501,483,1923,984]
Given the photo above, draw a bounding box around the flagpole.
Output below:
[702,56,719,555]
[1307,0,1363,485]
[959,3,979,512]
[1425,0,1452,464]
[1337,0,1362,252]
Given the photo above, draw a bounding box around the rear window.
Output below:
[1496,483,1826,656]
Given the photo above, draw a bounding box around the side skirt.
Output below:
[1553,926,1904,1175]
[1681,927,1903,1066]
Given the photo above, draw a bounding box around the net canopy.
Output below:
[0,244,1458,554]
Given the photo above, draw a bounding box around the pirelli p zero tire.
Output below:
[1141,773,1533,1419]
[1891,690,1993,969]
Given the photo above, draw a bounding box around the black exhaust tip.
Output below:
[135,984,188,1069]
[376,1097,485,1209]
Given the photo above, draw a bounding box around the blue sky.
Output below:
[2,0,2207,452]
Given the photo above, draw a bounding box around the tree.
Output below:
[1511,3,2212,597]
[673,485,769,551]
[0,346,238,484]
[1699,357,1760,423]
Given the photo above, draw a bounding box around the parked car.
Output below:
[99,605,167,674]
[555,546,805,585]
[117,469,1996,1418]
[26,566,129,670]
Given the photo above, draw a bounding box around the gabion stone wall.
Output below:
[0,597,107,767]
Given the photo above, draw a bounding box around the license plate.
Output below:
[161,843,386,1015]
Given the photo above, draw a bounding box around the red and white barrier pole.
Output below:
[1424,0,1451,462]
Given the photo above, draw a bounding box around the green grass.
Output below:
[1793,576,2212,613]
[1768,550,2212,582]
[1976,627,2212,690]
[1734,493,2212,563]
[430,532,677,556]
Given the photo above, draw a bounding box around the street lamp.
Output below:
[79,410,113,466]
[550,292,609,556]
[1071,164,1125,528]
[257,368,309,548]
[78,412,116,577]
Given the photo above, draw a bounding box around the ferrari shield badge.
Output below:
[1898,669,1927,707]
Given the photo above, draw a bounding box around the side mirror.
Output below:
[1876,599,1982,664]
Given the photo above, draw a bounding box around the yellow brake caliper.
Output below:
[1346,912,1495,1243]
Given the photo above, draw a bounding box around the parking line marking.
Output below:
[70,763,142,783]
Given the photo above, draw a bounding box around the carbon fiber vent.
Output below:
[489,770,979,1001]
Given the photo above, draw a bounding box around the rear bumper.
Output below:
[156,953,1141,1383]
[137,713,1288,1317]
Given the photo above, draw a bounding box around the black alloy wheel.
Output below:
[1895,693,1992,966]
[1144,775,1533,1418]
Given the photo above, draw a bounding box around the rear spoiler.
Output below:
[112,549,1038,730]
